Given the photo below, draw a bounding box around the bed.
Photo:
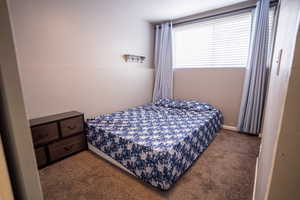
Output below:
[86,99,223,190]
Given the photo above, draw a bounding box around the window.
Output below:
[173,8,275,68]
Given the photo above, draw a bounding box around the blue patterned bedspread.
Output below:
[86,99,223,190]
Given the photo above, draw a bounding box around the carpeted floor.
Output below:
[39,130,260,200]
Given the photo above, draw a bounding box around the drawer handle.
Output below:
[67,125,76,130]
[64,145,74,151]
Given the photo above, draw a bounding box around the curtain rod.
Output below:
[172,0,279,27]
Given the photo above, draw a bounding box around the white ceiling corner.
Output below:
[121,0,249,23]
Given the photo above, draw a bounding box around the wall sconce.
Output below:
[124,54,146,63]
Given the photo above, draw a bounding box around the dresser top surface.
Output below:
[29,111,83,127]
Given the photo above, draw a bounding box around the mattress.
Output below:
[86,99,223,190]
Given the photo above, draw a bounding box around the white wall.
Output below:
[267,22,300,200]
[0,0,43,199]
[174,67,245,127]
[254,0,300,199]
[9,0,154,119]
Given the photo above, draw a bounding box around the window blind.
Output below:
[173,9,275,68]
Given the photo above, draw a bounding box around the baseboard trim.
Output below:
[222,125,239,132]
[252,157,259,200]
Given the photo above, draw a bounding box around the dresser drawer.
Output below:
[35,147,47,168]
[48,134,85,162]
[31,123,59,146]
[60,116,84,137]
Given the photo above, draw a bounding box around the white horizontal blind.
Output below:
[173,8,275,68]
[173,11,252,68]
[268,7,275,47]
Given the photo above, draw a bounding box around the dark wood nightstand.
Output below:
[29,111,87,168]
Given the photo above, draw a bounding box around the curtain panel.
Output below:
[238,0,271,135]
[153,22,173,102]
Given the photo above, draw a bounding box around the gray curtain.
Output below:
[237,0,270,135]
[153,22,173,102]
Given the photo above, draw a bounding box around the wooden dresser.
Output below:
[29,111,87,168]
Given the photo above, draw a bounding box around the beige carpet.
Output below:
[39,130,260,200]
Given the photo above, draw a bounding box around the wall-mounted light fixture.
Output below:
[123,54,146,63]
